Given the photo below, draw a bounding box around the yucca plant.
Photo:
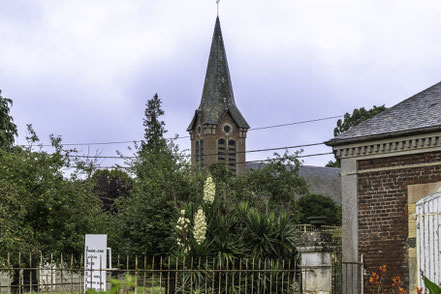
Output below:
[244,209,298,260]
[244,209,277,258]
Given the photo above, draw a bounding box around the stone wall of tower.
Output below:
[190,112,247,174]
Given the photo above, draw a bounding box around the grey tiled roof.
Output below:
[187,17,249,131]
[246,163,342,204]
[327,81,441,145]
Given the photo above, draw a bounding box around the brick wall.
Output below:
[358,151,441,290]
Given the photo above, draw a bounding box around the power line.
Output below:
[67,151,333,170]
[249,116,342,131]
[20,115,341,147]
[21,136,190,148]
[64,142,327,159]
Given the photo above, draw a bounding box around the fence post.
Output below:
[297,231,335,294]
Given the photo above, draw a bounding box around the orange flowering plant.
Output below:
[367,265,387,294]
[368,267,441,294]
[367,265,409,294]
[391,275,407,294]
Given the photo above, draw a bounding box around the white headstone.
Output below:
[84,234,107,291]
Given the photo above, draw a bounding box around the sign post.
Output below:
[84,234,107,291]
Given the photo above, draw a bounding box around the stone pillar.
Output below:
[340,158,361,294]
[297,231,335,294]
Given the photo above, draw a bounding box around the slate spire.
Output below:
[187,17,249,131]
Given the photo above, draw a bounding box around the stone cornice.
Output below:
[333,131,441,160]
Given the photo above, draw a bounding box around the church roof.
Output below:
[326,81,441,146]
[187,17,249,131]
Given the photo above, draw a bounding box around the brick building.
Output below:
[187,17,250,174]
[326,82,441,293]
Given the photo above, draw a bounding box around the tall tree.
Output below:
[0,90,18,148]
[326,105,386,167]
[110,93,196,257]
[141,93,166,153]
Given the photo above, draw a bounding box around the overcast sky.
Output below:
[1,0,441,168]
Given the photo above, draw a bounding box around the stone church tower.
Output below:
[187,17,250,174]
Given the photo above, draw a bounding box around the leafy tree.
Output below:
[325,159,340,168]
[297,194,341,226]
[0,126,105,258]
[240,152,308,214]
[89,169,133,212]
[0,90,18,148]
[334,105,386,137]
[327,105,386,167]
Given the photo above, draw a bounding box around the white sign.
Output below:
[84,234,107,291]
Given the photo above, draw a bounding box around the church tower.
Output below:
[187,17,250,174]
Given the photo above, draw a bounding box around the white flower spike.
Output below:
[203,176,215,204]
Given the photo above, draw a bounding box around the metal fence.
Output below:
[0,228,346,293]
[331,261,364,294]
[0,254,361,294]
[0,254,302,294]
[0,226,353,293]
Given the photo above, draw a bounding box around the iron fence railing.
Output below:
[0,254,303,294]
[0,254,360,293]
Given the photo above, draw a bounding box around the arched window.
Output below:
[228,139,236,173]
[218,138,226,163]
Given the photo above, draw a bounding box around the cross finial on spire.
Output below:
[216,0,220,16]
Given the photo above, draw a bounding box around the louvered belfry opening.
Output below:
[217,138,237,173]
[195,139,205,168]
[195,141,200,164]
[199,139,204,167]
[228,139,237,173]
[218,138,226,163]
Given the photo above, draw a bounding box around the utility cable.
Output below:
[64,142,327,159]
[20,115,341,147]
[248,115,342,131]
[67,151,333,170]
